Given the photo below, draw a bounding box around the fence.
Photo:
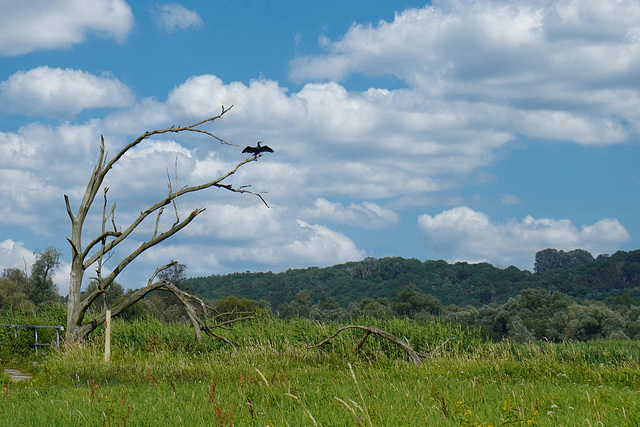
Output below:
[0,324,65,355]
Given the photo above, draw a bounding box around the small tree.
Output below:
[64,106,267,346]
[29,247,62,306]
[0,248,62,314]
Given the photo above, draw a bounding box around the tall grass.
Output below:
[1,315,639,426]
[0,304,66,366]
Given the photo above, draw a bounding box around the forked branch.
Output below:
[77,262,251,344]
[64,107,269,345]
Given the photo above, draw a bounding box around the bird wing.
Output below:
[260,145,274,153]
[242,146,256,154]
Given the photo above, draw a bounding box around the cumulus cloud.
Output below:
[112,217,366,288]
[292,0,640,85]
[153,3,204,32]
[303,198,400,229]
[0,95,369,286]
[184,220,365,269]
[0,239,35,272]
[0,49,635,286]
[290,0,640,146]
[0,121,101,233]
[0,0,133,56]
[52,261,72,296]
[154,75,506,199]
[418,207,630,269]
[0,67,134,116]
[284,220,366,264]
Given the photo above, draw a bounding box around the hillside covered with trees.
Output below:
[185,249,640,309]
[2,247,639,343]
[181,249,640,342]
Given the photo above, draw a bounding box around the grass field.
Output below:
[1,315,639,426]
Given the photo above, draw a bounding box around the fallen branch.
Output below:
[308,325,455,365]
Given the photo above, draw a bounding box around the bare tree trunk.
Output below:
[63,107,268,346]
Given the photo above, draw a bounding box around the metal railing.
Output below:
[0,324,65,355]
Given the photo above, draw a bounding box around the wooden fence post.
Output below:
[104,310,111,363]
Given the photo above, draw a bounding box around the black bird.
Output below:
[242,141,274,157]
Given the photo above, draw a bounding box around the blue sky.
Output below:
[1,0,638,294]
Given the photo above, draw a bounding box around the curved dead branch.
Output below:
[308,325,456,365]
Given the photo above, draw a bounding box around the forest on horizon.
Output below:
[184,248,640,309]
[2,247,639,343]
[181,248,640,342]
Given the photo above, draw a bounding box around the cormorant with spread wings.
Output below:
[242,141,274,157]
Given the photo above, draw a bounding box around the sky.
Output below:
[1,0,639,295]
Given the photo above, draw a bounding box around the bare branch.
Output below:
[153,207,164,239]
[64,194,75,222]
[76,209,205,321]
[212,316,254,329]
[420,337,457,358]
[148,261,179,284]
[82,156,264,271]
[65,107,269,345]
[110,204,117,232]
[80,277,239,345]
[79,262,179,327]
[309,326,457,365]
[308,325,425,365]
[83,231,123,259]
[66,237,79,257]
[89,207,206,294]
[102,106,234,177]
[96,187,110,279]
[167,160,180,227]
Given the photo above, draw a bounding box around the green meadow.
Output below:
[2,316,639,426]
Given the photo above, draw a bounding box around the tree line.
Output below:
[2,247,639,342]
[185,249,640,308]
[273,285,638,342]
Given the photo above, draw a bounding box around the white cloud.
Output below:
[190,219,365,268]
[158,75,508,199]
[153,3,204,32]
[184,202,284,241]
[283,220,366,264]
[0,121,98,172]
[0,55,635,289]
[111,216,366,288]
[0,239,35,273]
[52,261,71,296]
[303,198,400,229]
[417,206,630,269]
[290,0,640,146]
[0,67,135,115]
[0,0,133,56]
[291,0,640,85]
[0,121,101,233]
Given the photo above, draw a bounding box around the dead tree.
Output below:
[64,106,265,346]
[308,325,456,365]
